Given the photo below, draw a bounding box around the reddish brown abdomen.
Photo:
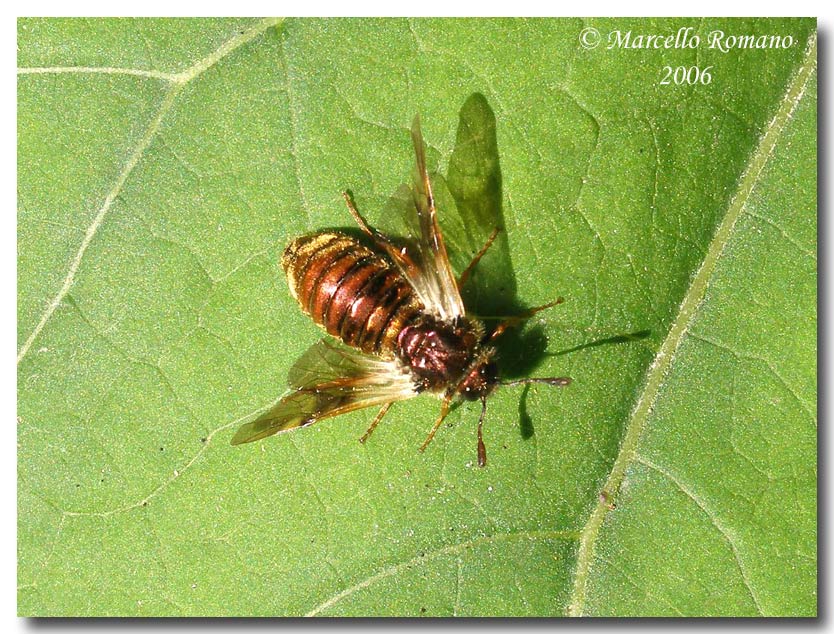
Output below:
[282,232,422,356]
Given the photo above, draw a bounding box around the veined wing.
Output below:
[362,117,465,322]
[408,115,465,320]
[230,339,417,445]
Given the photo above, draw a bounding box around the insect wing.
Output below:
[230,340,416,445]
[286,338,405,390]
[407,116,466,320]
[364,118,465,322]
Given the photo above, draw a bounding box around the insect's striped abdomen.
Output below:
[282,232,422,356]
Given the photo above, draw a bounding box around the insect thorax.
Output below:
[395,315,488,393]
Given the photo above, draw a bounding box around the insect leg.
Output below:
[359,402,393,444]
[476,396,488,467]
[342,191,422,276]
[488,297,564,343]
[418,394,452,453]
[342,191,376,237]
[458,227,500,290]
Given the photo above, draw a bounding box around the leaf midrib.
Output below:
[15,17,283,364]
[566,31,818,617]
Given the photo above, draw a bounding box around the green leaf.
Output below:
[18,18,816,616]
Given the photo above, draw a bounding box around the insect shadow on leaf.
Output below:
[514,329,653,439]
[545,329,652,358]
[445,94,568,439]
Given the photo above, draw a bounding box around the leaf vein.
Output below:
[635,456,764,615]
[17,17,281,365]
[745,209,816,261]
[689,332,816,423]
[305,529,580,616]
[61,407,255,518]
[566,31,817,617]
[17,66,178,81]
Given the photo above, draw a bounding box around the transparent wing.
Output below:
[409,116,465,319]
[362,117,465,321]
[231,340,417,445]
[286,338,405,390]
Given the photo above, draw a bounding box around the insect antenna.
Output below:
[477,396,488,467]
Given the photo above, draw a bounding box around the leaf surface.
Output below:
[18,18,816,616]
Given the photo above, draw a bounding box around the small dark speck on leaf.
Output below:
[200,438,207,443]
[420,607,427,614]
[600,490,617,510]
[159,447,164,451]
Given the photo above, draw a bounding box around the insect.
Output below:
[231,115,571,466]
